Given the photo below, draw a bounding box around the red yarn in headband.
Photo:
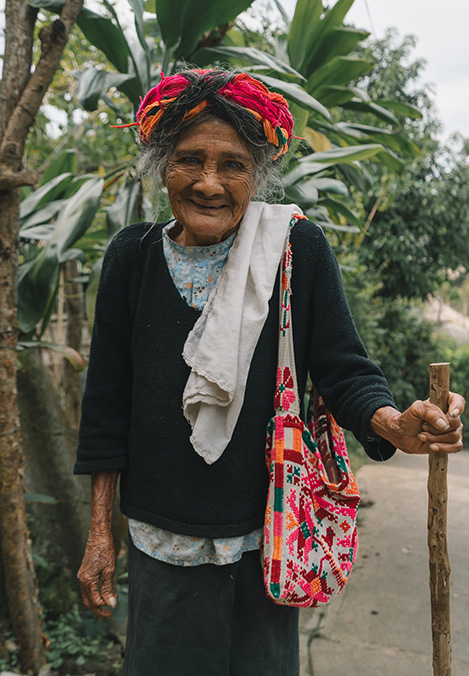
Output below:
[113,70,295,160]
[219,73,294,159]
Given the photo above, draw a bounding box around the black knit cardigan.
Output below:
[74,218,397,538]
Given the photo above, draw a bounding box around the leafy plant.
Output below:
[17,146,142,340]
[18,168,104,336]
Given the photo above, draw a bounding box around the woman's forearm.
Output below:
[89,469,119,534]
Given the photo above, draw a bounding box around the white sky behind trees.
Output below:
[280,0,469,142]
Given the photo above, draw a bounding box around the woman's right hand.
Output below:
[77,529,117,619]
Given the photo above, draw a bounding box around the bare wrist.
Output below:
[370,406,402,447]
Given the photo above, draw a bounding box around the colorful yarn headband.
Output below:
[113,70,296,160]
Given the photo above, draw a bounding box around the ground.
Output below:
[300,450,469,676]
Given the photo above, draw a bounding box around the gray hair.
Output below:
[137,70,288,216]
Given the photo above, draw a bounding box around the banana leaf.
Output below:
[106,179,141,240]
[192,46,305,80]
[20,173,73,220]
[288,0,324,72]
[18,178,104,334]
[155,0,254,58]
[252,73,329,119]
[40,150,77,186]
[74,69,137,112]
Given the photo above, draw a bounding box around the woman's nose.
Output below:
[193,168,224,196]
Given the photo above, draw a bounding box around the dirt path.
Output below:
[299,450,469,676]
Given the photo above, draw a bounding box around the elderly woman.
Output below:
[74,69,464,676]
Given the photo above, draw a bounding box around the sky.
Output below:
[280,0,469,141]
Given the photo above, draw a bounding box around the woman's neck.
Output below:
[169,221,239,247]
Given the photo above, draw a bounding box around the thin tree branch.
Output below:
[355,186,389,250]
[0,0,84,171]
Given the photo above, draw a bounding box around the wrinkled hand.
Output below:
[371,392,465,455]
[77,530,117,619]
[396,392,465,455]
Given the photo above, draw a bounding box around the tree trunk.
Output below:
[0,2,37,142]
[0,0,84,669]
[17,349,90,575]
[63,260,84,429]
[0,189,46,673]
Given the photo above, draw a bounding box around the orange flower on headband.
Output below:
[112,71,295,159]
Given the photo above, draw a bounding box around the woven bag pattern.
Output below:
[262,216,361,607]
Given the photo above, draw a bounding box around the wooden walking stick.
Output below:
[428,362,452,676]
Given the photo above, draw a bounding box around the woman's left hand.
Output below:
[371,392,465,455]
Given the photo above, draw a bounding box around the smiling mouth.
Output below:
[190,200,227,210]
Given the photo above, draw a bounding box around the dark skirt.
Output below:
[123,537,299,676]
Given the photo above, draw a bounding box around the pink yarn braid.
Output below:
[218,73,294,142]
[113,70,296,154]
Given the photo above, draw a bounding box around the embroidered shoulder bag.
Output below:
[262,217,361,608]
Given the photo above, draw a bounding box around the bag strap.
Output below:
[274,215,306,416]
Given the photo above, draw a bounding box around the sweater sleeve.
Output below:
[297,222,397,461]
[73,233,133,474]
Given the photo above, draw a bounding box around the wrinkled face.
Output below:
[164,119,257,246]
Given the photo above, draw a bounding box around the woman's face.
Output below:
[164,119,257,246]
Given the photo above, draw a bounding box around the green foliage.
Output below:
[155,0,255,58]
[192,45,307,80]
[343,429,367,472]
[232,1,286,52]
[355,29,432,133]
[0,546,128,674]
[0,608,122,675]
[17,143,142,338]
[373,304,443,407]
[18,174,104,335]
[44,607,117,673]
[346,31,469,300]
[248,72,330,118]
[18,340,86,370]
[24,16,136,177]
[358,141,469,300]
[0,629,19,671]
[289,0,358,76]
[24,492,59,504]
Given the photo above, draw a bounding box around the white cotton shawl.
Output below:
[182,201,302,464]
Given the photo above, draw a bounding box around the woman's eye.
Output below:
[224,161,243,170]
[179,156,200,164]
